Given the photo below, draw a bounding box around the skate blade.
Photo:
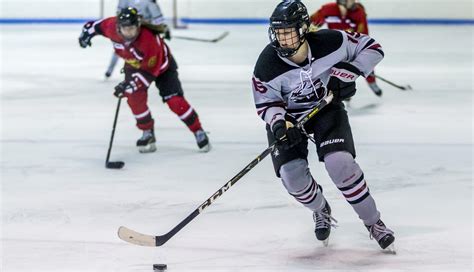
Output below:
[322,237,329,247]
[138,143,157,153]
[198,143,211,153]
[383,243,396,254]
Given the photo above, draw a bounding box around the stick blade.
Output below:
[106,161,125,169]
[118,226,156,247]
[212,31,229,42]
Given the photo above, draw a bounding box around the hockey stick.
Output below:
[375,75,412,91]
[117,93,334,247]
[173,31,229,43]
[105,97,125,169]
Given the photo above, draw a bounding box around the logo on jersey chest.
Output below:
[124,58,141,69]
[148,56,157,68]
[115,46,144,69]
[290,77,325,104]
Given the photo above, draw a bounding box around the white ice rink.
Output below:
[1,24,473,271]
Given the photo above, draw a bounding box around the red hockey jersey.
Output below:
[310,3,369,34]
[94,17,170,78]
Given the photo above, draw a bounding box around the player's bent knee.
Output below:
[324,151,362,187]
[166,95,189,115]
[279,158,312,193]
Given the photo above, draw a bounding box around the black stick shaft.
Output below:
[155,146,273,246]
[153,94,333,246]
[375,75,410,90]
[173,32,229,43]
[105,98,122,165]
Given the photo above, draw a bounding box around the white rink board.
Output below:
[1,0,472,19]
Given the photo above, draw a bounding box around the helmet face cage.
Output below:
[269,23,307,58]
[117,7,141,41]
[268,1,310,58]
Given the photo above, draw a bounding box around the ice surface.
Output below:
[1,24,472,271]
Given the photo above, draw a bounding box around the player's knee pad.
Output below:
[126,91,148,109]
[324,151,362,188]
[279,158,313,193]
[280,158,324,209]
[165,95,190,115]
[166,95,200,130]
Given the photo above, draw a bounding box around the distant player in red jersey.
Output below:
[78,7,211,153]
[310,0,383,97]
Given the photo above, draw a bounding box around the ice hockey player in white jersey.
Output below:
[252,0,394,250]
[105,0,170,78]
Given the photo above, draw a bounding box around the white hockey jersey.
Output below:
[252,29,384,127]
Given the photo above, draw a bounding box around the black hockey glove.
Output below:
[327,77,356,102]
[79,21,96,48]
[272,120,303,150]
[114,80,138,98]
[147,23,171,40]
[327,62,361,102]
[162,25,171,40]
[154,24,172,40]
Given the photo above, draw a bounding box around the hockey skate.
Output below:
[313,200,337,247]
[366,219,395,253]
[136,129,156,153]
[194,129,211,152]
[368,82,383,97]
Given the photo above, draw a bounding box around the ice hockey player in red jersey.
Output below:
[78,7,210,153]
[310,0,383,97]
[105,0,170,78]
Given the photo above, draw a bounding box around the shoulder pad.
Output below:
[254,44,293,82]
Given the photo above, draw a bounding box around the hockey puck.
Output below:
[153,264,167,271]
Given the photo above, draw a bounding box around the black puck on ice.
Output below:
[153,264,167,271]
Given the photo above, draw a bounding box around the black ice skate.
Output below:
[368,82,383,96]
[194,129,211,152]
[313,200,337,247]
[136,129,156,153]
[366,219,395,252]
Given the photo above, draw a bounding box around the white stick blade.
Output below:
[118,226,156,247]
